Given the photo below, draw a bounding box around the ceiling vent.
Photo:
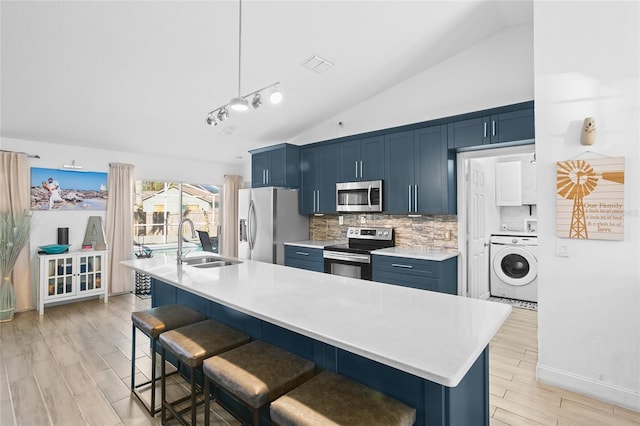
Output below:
[302,55,334,74]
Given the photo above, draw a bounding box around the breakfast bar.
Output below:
[122,254,511,425]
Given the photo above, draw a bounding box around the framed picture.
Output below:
[30,167,108,211]
[556,157,625,240]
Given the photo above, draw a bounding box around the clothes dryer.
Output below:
[490,234,538,302]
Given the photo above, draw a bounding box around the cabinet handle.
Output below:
[391,263,413,269]
[414,185,418,212]
[313,190,317,212]
[262,169,266,184]
[266,169,269,184]
[355,162,358,179]
[316,190,320,212]
[408,186,412,212]
[360,160,363,178]
[483,122,487,138]
[492,120,496,136]
[296,251,310,256]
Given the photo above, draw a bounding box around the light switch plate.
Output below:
[556,239,571,257]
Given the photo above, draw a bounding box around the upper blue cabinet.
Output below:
[338,135,385,182]
[250,143,300,188]
[384,125,453,215]
[447,102,534,149]
[300,144,341,214]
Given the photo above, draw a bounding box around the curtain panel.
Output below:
[221,175,242,257]
[105,163,134,294]
[0,152,32,311]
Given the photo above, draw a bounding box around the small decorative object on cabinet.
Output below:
[38,250,108,315]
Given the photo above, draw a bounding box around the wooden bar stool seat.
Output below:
[202,340,315,425]
[270,370,416,426]
[130,305,207,416]
[159,319,250,426]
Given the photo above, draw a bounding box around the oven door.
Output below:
[323,251,372,280]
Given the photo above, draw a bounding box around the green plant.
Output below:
[0,211,31,277]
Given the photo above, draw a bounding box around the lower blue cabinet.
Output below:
[372,255,458,295]
[284,245,324,273]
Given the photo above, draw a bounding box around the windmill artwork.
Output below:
[556,157,625,240]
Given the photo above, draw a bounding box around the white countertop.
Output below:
[121,255,510,387]
[372,247,459,261]
[284,240,346,249]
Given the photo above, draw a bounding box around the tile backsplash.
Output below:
[310,214,458,251]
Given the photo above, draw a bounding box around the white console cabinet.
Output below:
[38,250,108,315]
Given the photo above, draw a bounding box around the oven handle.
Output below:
[323,251,371,264]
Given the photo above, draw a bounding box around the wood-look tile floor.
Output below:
[1,294,638,425]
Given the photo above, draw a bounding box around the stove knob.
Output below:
[512,238,518,244]
[348,229,354,234]
[383,231,389,236]
[355,229,359,235]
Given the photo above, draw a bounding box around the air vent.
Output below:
[302,55,334,74]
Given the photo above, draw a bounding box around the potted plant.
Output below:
[0,210,31,322]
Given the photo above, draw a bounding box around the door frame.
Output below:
[456,144,535,297]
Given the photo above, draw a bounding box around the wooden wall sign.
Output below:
[556,157,624,240]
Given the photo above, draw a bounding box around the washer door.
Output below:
[492,246,538,286]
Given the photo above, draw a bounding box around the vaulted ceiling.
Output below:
[1,1,532,165]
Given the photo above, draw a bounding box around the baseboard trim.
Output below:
[537,363,640,412]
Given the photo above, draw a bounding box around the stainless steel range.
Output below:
[323,226,394,280]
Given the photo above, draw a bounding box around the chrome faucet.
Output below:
[177,217,196,264]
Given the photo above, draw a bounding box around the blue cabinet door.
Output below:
[251,152,269,187]
[490,108,535,143]
[360,136,385,181]
[414,125,448,214]
[447,117,489,149]
[384,131,414,213]
[339,140,360,182]
[300,147,319,214]
[319,144,341,213]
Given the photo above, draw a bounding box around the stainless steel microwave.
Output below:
[336,180,383,212]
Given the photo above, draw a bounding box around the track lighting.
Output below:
[205,0,282,126]
[269,86,283,104]
[251,93,262,109]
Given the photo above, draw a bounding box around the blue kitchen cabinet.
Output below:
[372,255,458,295]
[384,125,451,214]
[250,143,300,188]
[339,135,385,182]
[300,144,340,214]
[447,103,534,149]
[284,245,324,272]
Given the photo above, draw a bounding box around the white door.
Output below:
[467,160,490,299]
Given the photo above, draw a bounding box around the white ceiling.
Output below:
[1,1,532,166]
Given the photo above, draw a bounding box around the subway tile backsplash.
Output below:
[310,214,458,251]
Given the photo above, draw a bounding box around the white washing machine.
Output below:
[490,233,538,302]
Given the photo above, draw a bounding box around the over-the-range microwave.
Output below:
[336,180,383,212]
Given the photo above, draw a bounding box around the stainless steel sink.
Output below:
[182,255,243,269]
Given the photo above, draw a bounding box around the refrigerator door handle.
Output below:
[248,199,256,250]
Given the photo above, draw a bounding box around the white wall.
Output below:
[290,24,533,145]
[534,1,640,411]
[1,136,244,306]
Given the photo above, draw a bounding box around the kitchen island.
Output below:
[122,254,510,425]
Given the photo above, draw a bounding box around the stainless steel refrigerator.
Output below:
[238,187,309,264]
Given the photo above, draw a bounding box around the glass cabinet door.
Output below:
[46,256,74,297]
[78,253,103,294]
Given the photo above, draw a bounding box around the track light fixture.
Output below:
[205,0,282,126]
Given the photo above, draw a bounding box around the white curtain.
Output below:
[221,175,243,257]
[0,152,31,311]
[105,163,134,294]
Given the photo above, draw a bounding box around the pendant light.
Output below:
[205,0,282,125]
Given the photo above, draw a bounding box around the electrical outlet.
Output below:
[444,229,451,241]
[338,216,344,225]
[360,215,366,224]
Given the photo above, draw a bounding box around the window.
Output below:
[133,181,221,255]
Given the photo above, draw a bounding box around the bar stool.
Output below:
[270,370,416,426]
[131,305,207,416]
[202,340,315,426]
[159,319,250,426]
